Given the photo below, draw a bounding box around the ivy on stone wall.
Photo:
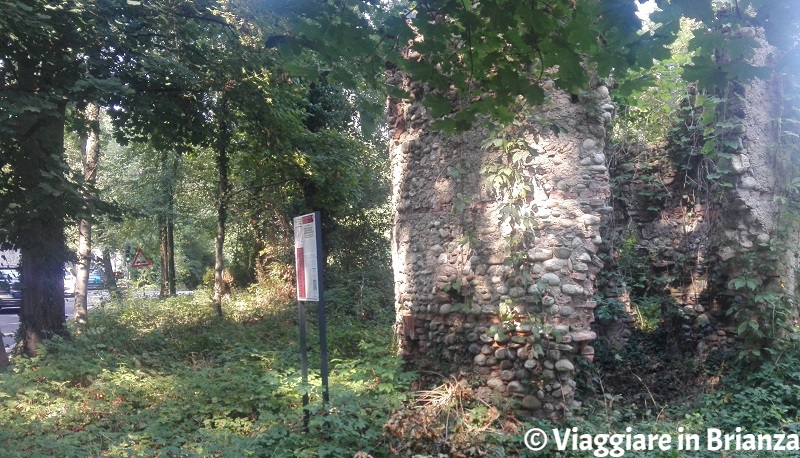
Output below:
[733,74,800,358]
[596,0,800,370]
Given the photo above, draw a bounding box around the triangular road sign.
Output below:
[131,248,153,268]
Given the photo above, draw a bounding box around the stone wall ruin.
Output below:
[389,74,614,418]
[388,26,800,418]
[601,27,800,357]
[389,21,800,428]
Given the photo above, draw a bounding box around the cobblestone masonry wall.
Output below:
[389,74,613,419]
[389,26,800,420]
[602,28,800,355]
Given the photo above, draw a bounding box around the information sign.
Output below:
[293,213,319,301]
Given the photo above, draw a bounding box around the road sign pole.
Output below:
[314,211,329,409]
[298,301,310,432]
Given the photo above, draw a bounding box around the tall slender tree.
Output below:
[212,94,232,315]
[74,102,102,329]
[158,150,180,298]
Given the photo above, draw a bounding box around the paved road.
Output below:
[1,290,110,351]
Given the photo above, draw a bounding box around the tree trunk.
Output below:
[17,107,69,356]
[6,49,74,356]
[0,343,8,371]
[102,249,118,297]
[168,219,176,296]
[19,237,67,356]
[75,102,101,328]
[158,150,179,298]
[160,222,170,298]
[213,96,231,317]
[213,181,227,316]
[75,217,91,327]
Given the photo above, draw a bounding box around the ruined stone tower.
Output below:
[388,73,614,418]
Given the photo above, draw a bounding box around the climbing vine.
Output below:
[480,117,540,272]
[729,73,800,357]
[711,71,800,362]
[600,0,800,369]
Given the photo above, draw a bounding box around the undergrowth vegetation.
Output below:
[0,291,412,457]
[3,289,800,457]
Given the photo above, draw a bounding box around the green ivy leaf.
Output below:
[738,321,749,334]
[431,118,457,133]
[423,93,452,118]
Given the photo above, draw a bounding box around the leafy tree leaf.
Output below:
[423,93,452,118]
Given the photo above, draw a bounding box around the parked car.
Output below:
[87,268,105,290]
[0,267,21,310]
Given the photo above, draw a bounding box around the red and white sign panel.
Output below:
[131,248,153,268]
[294,213,319,301]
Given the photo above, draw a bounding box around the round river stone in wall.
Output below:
[528,247,553,262]
[739,176,758,190]
[543,259,567,271]
[555,359,575,372]
[542,273,561,286]
[487,378,504,389]
[554,247,572,259]
[561,284,584,295]
[522,395,543,410]
[508,381,525,393]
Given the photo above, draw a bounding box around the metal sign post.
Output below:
[314,213,329,408]
[297,300,310,431]
[293,211,329,431]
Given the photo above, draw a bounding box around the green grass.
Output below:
[4,289,800,457]
[0,290,412,457]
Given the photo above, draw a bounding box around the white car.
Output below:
[64,268,76,297]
